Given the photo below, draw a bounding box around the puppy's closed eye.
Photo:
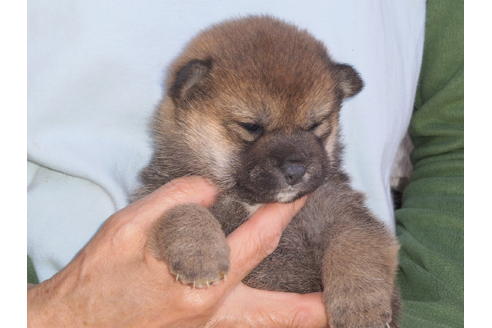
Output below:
[239,122,263,134]
[233,122,264,142]
[307,122,322,131]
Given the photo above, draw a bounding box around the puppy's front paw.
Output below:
[150,204,230,288]
[168,241,229,288]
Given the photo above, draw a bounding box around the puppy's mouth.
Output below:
[235,168,322,204]
[233,130,328,204]
[236,182,315,205]
[275,187,302,203]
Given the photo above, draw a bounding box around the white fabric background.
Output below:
[28,0,426,282]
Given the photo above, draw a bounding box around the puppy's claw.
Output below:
[172,272,226,289]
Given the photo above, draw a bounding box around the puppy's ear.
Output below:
[334,64,363,99]
[169,58,213,105]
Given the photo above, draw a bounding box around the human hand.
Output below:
[27,176,328,327]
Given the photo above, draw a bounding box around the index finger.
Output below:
[224,196,307,286]
[111,176,218,232]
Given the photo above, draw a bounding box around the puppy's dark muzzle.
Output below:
[236,130,328,203]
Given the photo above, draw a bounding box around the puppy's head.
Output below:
[157,17,363,204]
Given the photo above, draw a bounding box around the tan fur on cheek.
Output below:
[324,124,339,161]
[184,112,236,185]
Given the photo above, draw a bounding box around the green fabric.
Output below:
[28,255,39,284]
[396,1,463,327]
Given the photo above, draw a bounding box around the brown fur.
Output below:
[135,16,400,327]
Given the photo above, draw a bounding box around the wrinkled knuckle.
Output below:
[290,306,318,328]
[167,176,207,196]
[111,221,144,247]
[257,230,282,257]
[164,179,192,199]
[179,292,216,314]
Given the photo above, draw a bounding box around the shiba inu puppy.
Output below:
[135,16,400,328]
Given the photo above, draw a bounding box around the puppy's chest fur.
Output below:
[212,175,356,293]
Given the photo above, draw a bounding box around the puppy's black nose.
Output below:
[281,162,306,185]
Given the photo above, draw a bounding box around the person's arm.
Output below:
[28,177,327,328]
[396,1,463,327]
